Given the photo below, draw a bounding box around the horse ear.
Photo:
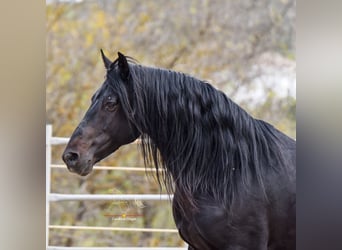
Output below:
[100,49,112,70]
[117,51,129,80]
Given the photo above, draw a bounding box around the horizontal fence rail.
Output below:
[49,193,173,202]
[46,125,186,250]
[50,137,141,145]
[51,164,158,172]
[49,225,179,233]
[48,247,185,250]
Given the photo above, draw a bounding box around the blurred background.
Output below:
[46,0,296,247]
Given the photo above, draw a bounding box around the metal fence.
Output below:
[46,125,187,250]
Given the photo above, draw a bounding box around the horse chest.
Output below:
[171,192,297,250]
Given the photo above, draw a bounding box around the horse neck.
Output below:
[131,66,290,204]
[133,66,249,172]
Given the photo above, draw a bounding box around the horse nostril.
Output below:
[63,151,79,168]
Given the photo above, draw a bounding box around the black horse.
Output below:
[62,51,296,250]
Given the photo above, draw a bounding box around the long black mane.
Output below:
[106,59,290,210]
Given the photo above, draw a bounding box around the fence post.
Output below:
[46,125,52,249]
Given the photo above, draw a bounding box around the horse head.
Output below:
[62,51,139,176]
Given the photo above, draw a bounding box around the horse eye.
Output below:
[105,101,118,112]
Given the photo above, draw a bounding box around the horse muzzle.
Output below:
[62,150,93,176]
